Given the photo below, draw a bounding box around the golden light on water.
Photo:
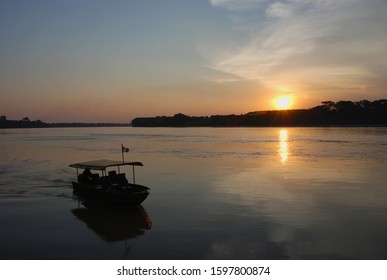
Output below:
[279,129,289,164]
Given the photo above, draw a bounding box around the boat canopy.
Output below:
[69,159,143,171]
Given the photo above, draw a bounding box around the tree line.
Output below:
[131,99,387,127]
[0,115,129,128]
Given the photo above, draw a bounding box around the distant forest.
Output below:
[0,116,128,129]
[131,99,387,127]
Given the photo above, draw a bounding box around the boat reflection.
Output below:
[71,200,152,243]
[279,129,289,164]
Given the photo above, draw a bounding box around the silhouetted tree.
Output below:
[321,101,336,111]
[132,99,387,127]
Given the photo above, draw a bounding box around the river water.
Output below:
[1,127,387,259]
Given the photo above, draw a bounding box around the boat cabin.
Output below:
[69,159,144,186]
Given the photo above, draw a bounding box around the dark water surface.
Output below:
[1,127,387,259]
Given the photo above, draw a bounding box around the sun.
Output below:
[274,95,293,110]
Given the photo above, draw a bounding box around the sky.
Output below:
[1,0,387,122]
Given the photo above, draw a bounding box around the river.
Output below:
[1,127,387,259]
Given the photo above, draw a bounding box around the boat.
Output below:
[69,159,150,206]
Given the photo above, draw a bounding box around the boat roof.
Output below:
[69,159,143,170]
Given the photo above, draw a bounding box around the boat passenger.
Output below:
[83,168,92,177]
[79,168,93,183]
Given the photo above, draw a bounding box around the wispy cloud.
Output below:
[207,0,387,99]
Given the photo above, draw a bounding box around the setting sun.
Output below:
[274,95,293,110]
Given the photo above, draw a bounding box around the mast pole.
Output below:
[132,165,136,185]
[121,144,125,163]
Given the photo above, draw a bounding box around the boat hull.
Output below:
[72,181,149,206]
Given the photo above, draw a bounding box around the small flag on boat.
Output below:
[121,145,129,153]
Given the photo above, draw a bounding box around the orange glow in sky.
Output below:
[274,95,293,110]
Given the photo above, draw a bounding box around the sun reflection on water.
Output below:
[279,129,289,164]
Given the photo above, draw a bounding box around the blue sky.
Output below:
[1,0,387,122]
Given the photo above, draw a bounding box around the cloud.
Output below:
[265,1,294,18]
[207,0,387,98]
